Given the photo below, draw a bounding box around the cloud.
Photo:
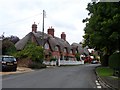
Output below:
[0,0,91,44]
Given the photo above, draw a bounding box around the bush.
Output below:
[109,52,120,69]
[17,57,33,67]
[2,38,17,55]
[50,57,56,62]
[14,42,44,64]
[109,52,120,77]
[75,53,80,61]
[28,62,46,69]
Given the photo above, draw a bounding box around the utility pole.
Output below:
[42,10,45,47]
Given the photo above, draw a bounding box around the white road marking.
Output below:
[96,82,100,85]
[95,80,98,83]
[97,85,102,88]
[95,80,102,88]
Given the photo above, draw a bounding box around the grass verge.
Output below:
[96,67,114,77]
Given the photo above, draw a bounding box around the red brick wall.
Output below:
[47,27,54,37]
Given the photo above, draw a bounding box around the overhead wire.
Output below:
[0,13,42,27]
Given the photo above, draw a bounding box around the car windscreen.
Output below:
[2,57,16,62]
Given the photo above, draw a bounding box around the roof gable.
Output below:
[15,32,32,50]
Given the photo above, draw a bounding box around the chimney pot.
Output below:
[32,22,37,33]
[61,32,66,41]
[47,26,54,37]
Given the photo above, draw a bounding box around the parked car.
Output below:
[0,55,17,71]
[91,60,98,64]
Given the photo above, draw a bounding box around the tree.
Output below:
[2,38,17,55]
[15,42,44,64]
[9,35,19,44]
[82,2,120,66]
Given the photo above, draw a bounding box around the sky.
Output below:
[0,0,92,44]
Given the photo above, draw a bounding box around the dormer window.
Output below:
[44,42,49,49]
[70,50,73,54]
[64,48,67,53]
[75,49,78,54]
[55,46,59,51]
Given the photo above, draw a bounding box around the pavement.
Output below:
[95,68,120,90]
[0,67,34,75]
[100,76,120,89]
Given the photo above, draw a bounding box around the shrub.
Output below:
[109,52,120,77]
[28,62,46,69]
[109,52,120,69]
[14,42,44,64]
[50,57,56,62]
[17,57,33,67]
[2,38,17,55]
[75,53,80,61]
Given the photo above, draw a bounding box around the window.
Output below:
[55,46,59,51]
[64,48,67,53]
[70,50,73,54]
[44,43,49,49]
[75,49,78,53]
[3,57,16,62]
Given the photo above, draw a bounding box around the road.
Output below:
[2,64,100,88]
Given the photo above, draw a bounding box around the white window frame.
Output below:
[55,46,59,51]
[44,42,49,49]
[64,48,67,53]
[70,50,73,54]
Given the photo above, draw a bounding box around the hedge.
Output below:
[109,52,120,69]
[28,62,46,69]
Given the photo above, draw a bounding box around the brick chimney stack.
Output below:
[47,26,54,37]
[32,22,37,33]
[61,32,66,41]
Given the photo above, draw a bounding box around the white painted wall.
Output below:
[43,60,84,66]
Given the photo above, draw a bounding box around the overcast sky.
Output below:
[0,0,92,44]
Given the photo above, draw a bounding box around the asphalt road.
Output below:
[2,64,100,88]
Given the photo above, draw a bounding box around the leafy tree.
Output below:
[2,38,17,55]
[15,42,44,64]
[9,35,19,44]
[82,2,120,66]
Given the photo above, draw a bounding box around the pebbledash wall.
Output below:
[15,23,90,61]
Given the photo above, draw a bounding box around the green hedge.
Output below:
[28,62,46,69]
[109,52,120,69]
[50,57,56,62]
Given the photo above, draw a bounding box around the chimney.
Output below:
[47,26,54,37]
[61,32,66,41]
[32,22,37,33]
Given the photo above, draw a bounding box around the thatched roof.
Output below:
[71,43,84,54]
[54,37,71,53]
[15,31,89,55]
[15,31,72,52]
[15,32,32,50]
